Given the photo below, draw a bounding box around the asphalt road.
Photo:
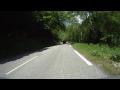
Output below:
[0,44,107,79]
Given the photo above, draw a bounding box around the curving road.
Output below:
[0,44,107,79]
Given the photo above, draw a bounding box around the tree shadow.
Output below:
[0,47,49,64]
[0,76,9,79]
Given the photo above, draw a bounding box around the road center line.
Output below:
[74,50,93,66]
[6,56,38,75]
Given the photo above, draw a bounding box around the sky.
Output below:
[62,15,83,26]
[76,15,83,24]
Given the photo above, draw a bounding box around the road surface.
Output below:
[0,44,107,79]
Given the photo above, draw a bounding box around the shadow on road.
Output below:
[0,76,9,79]
[0,47,49,64]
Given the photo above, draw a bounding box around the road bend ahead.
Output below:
[0,44,107,79]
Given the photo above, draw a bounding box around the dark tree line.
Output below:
[0,11,69,59]
[0,11,53,42]
[63,11,120,47]
[1,11,119,59]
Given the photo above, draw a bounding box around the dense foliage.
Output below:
[0,11,66,59]
[0,11,120,59]
[64,11,120,46]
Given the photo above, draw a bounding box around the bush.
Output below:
[110,54,120,62]
[72,43,120,75]
[72,43,120,62]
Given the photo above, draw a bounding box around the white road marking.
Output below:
[74,50,93,66]
[6,56,38,75]
[69,45,72,47]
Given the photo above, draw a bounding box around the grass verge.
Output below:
[72,43,120,75]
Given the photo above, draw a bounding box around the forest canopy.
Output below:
[0,11,120,59]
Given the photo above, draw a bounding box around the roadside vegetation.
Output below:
[72,43,120,75]
[0,11,120,75]
[61,11,120,75]
[0,39,55,60]
[0,11,65,60]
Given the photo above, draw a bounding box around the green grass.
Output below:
[72,43,120,75]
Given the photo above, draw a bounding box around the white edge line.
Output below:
[74,50,93,66]
[69,45,72,47]
[6,56,38,75]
